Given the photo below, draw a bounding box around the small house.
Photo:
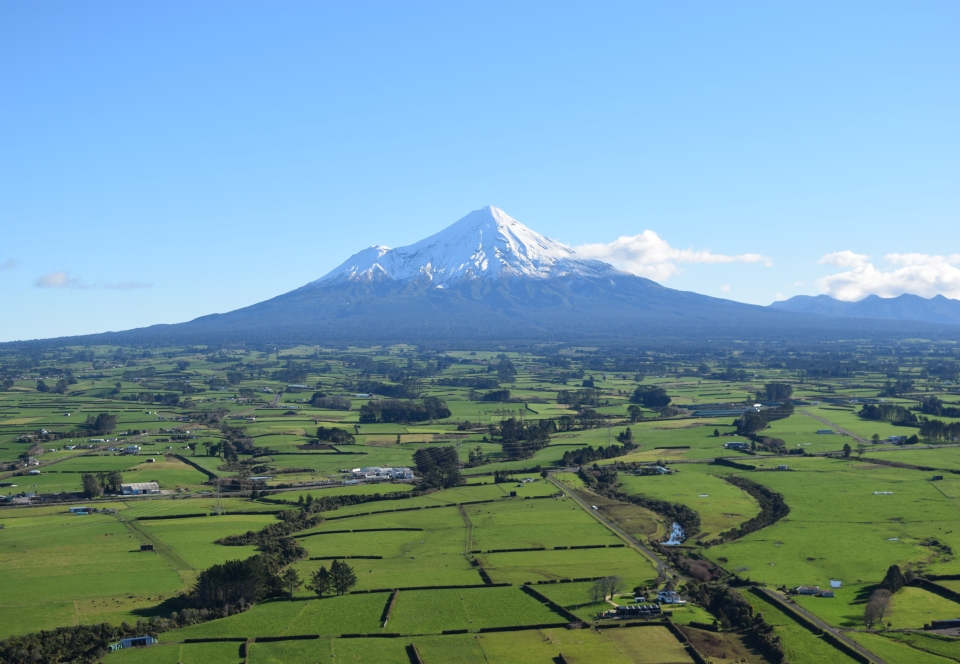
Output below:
[122,445,141,455]
[820,590,835,598]
[777,465,789,471]
[795,585,820,595]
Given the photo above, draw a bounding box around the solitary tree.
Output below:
[842,443,852,458]
[281,568,302,599]
[329,559,358,595]
[856,443,867,458]
[308,566,332,597]
[627,405,644,423]
[871,433,881,445]
[713,429,720,437]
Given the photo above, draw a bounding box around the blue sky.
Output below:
[1,1,958,342]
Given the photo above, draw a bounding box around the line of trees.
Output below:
[859,403,917,424]
[918,417,960,442]
[561,439,637,467]
[704,476,789,546]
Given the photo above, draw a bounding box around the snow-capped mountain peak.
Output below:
[312,206,620,287]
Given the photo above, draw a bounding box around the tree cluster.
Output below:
[309,392,352,410]
[315,426,356,445]
[84,413,117,435]
[81,471,124,498]
[307,560,358,596]
[358,397,450,423]
[493,417,555,459]
[412,445,461,489]
[629,386,671,409]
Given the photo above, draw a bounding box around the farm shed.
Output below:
[69,506,89,515]
[121,482,160,495]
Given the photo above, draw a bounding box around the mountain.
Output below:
[42,206,960,347]
[313,206,619,287]
[770,293,960,326]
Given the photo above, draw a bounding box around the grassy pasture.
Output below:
[386,586,564,633]
[743,590,859,664]
[615,465,761,540]
[105,641,244,664]
[847,631,955,664]
[162,593,390,640]
[478,546,657,586]
[466,498,622,550]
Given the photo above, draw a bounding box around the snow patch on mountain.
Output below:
[312,206,622,287]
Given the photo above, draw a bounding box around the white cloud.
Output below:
[34,271,152,290]
[721,284,731,292]
[35,271,82,288]
[817,252,960,301]
[1,259,18,270]
[574,230,772,281]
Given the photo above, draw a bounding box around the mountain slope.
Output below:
[770,294,960,326]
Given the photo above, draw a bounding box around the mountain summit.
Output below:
[312,206,619,287]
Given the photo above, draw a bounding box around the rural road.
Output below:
[756,588,886,664]
[801,410,869,444]
[546,474,675,580]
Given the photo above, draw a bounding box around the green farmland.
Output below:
[3,342,960,662]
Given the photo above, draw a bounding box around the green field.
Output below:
[6,342,960,662]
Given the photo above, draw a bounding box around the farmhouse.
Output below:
[109,636,157,651]
[121,482,160,495]
[794,585,820,595]
[350,466,414,480]
[122,445,141,455]
[724,441,749,451]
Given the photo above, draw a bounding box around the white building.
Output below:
[122,445,141,455]
[121,482,160,495]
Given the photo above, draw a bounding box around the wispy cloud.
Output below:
[1,258,19,271]
[34,271,152,290]
[817,252,960,301]
[574,230,772,281]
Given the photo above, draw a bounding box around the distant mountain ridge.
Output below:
[769,293,960,326]
[22,206,960,347]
